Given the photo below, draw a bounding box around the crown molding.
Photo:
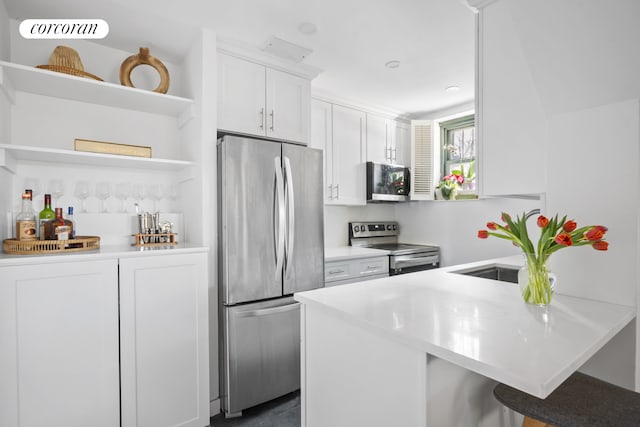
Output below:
[311,87,412,121]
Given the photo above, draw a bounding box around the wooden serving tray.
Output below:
[132,233,177,247]
[3,236,100,255]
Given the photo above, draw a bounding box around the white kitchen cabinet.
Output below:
[310,99,333,202]
[329,104,367,205]
[476,1,547,196]
[119,252,209,427]
[0,259,120,427]
[311,100,366,205]
[366,114,411,166]
[366,113,391,164]
[217,53,310,144]
[393,120,411,167]
[325,255,389,286]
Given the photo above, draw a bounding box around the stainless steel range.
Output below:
[349,221,440,275]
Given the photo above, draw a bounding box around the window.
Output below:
[440,114,476,192]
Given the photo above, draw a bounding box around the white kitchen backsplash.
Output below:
[324,204,395,247]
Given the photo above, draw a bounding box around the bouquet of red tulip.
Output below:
[477,212,608,305]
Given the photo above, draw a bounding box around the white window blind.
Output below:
[411,120,434,200]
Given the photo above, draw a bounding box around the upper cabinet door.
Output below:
[310,99,333,202]
[266,68,310,144]
[393,120,411,167]
[366,113,390,163]
[332,104,366,205]
[217,53,266,136]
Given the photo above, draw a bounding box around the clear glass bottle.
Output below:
[39,194,55,240]
[16,191,37,241]
[65,206,75,238]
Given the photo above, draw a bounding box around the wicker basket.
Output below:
[3,236,101,255]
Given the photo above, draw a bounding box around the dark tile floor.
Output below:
[210,391,301,427]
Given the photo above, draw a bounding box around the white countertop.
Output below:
[325,246,390,262]
[0,243,209,266]
[294,255,636,398]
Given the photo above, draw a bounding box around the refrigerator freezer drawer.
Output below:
[222,297,301,415]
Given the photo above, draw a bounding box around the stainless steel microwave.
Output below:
[366,162,410,202]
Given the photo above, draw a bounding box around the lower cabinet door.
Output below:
[0,259,120,427]
[119,253,209,427]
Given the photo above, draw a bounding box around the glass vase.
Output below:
[518,254,557,306]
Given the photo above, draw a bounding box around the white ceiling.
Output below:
[4,0,476,117]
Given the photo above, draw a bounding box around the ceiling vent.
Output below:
[261,36,312,63]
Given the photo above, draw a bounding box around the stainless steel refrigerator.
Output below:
[217,134,324,417]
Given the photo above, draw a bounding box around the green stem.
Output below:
[521,253,554,306]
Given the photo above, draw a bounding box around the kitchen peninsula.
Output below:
[294,256,635,427]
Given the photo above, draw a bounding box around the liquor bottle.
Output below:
[51,207,72,241]
[39,194,55,240]
[16,191,37,241]
[65,206,75,238]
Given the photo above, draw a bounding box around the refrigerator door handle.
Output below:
[274,156,285,280]
[234,301,300,318]
[283,156,295,278]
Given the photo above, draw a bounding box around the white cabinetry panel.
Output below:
[477,1,547,196]
[266,68,310,143]
[324,255,389,286]
[310,99,333,202]
[217,54,266,137]
[331,104,366,205]
[217,53,310,144]
[366,113,390,164]
[119,253,209,427]
[0,259,119,427]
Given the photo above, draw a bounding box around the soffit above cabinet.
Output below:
[217,38,322,80]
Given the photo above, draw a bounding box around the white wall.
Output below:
[0,1,12,242]
[396,197,540,267]
[324,204,395,247]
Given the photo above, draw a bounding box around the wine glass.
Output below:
[115,182,131,213]
[131,183,146,211]
[74,181,90,213]
[147,183,162,212]
[23,178,41,197]
[49,179,65,207]
[164,183,178,211]
[95,182,111,213]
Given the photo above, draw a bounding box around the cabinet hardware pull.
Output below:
[269,109,275,131]
[366,266,379,270]
[329,269,345,274]
[328,185,334,200]
[259,108,264,130]
[336,184,339,200]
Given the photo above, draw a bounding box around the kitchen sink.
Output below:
[450,264,519,284]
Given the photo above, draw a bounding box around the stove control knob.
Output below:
[386,224,392,230]
[354,225,360,232]
[393,224,397,230]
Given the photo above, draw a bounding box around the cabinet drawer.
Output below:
[325,262,352,283]
[357,257,389,277]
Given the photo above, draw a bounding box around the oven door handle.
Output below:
[392,255,439,269]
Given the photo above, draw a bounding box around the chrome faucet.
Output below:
[524,208,541,220]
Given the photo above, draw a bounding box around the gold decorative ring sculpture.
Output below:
[119,47,170,94]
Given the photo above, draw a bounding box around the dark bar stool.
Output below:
[493,371,640,427]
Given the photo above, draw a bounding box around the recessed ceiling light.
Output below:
[298,22,318,35]
[445,85,461,92]
[385,60,401,69]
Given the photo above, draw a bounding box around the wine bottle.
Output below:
[16,191,37,241]
[52,207,72,241]
[39,194,55,240]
